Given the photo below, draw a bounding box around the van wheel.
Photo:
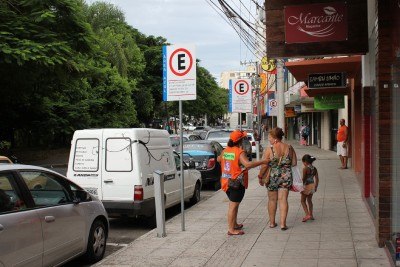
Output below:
[190,182,201,205]
[83,219,107,263]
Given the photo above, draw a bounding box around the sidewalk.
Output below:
[96,142,392,267]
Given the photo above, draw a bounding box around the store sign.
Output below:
[308,72,347,89]
[314,94,344,110]
[284,2,347,44]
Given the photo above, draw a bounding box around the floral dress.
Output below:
[266,146,293,191]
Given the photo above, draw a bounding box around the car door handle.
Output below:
[0,224,4,231]
[44,216,55,223]
[103,179,114,183]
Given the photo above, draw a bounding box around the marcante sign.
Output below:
[284,2,347,44]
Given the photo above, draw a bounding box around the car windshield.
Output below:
[207,131,231,139]
[183,143,211,152]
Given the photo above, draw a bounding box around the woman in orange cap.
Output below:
[218,130,269,235]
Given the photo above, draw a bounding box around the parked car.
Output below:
[183,140,223,190]
[67,128,202,225]
[183,134,202,141]
[0,156,12,164]
[205,129,233,148]
[183,123,196,131]
[192,130,208,140]
[0,164,108,266]
[170,134,189,150]
[246,132,263,156]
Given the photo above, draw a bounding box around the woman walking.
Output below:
[218,130,269,235]
[258,127,297,230]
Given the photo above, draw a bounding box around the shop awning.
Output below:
[285,56,361,97]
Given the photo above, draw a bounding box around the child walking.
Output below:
[301,154,319,222]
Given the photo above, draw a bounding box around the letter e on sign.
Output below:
[234,80,250,95]
[169,48,193,76]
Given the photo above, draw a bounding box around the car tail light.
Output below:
[134,185,143,201]
[207,158,216,169]
[252,141,256,146]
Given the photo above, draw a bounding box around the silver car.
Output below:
[0,164,108,267]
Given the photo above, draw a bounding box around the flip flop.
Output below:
[281,226,288,231]
[227,230,245,236]
[269,223,277,228]
[234,224,244,230]
[302,215,311,222]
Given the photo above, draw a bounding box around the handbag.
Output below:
[290,165,304,192]
[228,171,245,190]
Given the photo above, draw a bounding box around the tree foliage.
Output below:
[0,1,228,148]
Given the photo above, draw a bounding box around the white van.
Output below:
[66,128,202,221]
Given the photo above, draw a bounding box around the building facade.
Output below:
[265,0,400,264]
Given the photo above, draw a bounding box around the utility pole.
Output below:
[276,59,285,131]
[242,60,262,160]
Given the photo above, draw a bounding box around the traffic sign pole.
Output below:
[179,100,185,231]
[163,44,196,232]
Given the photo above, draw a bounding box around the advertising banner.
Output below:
[284,2,347,44]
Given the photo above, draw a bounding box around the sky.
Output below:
[86,0,259,81]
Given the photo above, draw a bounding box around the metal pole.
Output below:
[239,113,242,131]
[277,60,285,131]
[179,100,185,231]
[153,170,166,237]
[255,63,261,161]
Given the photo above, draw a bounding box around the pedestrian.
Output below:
[300,154,319,222]
[300,124,310,146]
[337,118,349,169]
[218,130,269,236]
[257,127,297,230]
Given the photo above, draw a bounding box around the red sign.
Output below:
[284,2,347,44]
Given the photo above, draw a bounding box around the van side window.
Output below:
[73,138,99,172]
[106,138,133,172]
[0,172,26,213]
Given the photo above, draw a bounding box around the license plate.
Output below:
[85,187,98,196]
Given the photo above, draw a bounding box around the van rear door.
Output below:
[101,131,134,201]
[68,136,102,199]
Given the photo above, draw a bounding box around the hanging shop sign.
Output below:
[308,72,347,89]
[261,56,276,72]
[314,94,344,110]
[265,1,367,58]
[284,2,347,44]
[285,107,296,117]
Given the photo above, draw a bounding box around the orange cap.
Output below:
[230,130,247,143]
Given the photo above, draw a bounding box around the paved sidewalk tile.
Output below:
[96,142,393,267]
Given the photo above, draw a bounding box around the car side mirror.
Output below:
[73,190,91,204]
[189,160,196,169]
